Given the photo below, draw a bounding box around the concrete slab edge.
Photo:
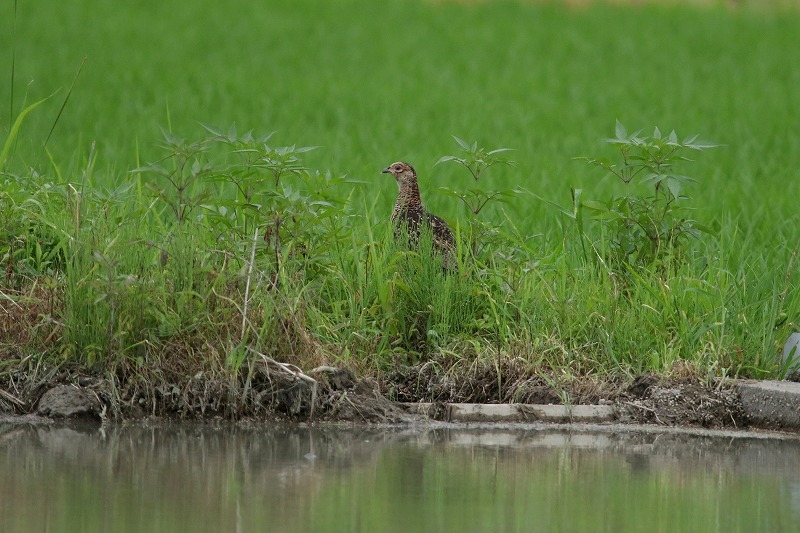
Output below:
[738,380,800,429]
[402,403,616,423]
[403,380,800,430]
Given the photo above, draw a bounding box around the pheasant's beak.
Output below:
[381,167,391,174]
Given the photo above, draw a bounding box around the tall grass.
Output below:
[2,0,800,385]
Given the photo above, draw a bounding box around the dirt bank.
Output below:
[4,351,789,431]
[388,357,748,429]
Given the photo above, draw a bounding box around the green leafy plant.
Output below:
[435,136,519,256]
[578,121,717,269]
[431,137,542,357]
[133,125,358,355]
[132,130,213,224]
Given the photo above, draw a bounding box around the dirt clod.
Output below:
[37,385,102,420]
[311,366,357,391]
[618,380,745,428]
[628,374,658,398]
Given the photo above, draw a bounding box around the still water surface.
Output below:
[1,422,799,532]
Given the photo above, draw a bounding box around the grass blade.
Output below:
[44,57,87,147]
[0,92,55,171]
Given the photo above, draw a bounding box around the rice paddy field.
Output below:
[2,0,800,414]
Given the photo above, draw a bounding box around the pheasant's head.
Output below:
[381,161,417,189]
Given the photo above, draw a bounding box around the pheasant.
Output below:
[381,161,455,265]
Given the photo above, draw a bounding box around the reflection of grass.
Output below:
[3,427,797,532]
[308,439,797,533]
[2,0,800,401]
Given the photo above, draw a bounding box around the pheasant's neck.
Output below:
[395,180,422,211]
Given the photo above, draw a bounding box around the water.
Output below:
[1,422,799,532]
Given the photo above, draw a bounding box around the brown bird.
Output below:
[381,161,455,264]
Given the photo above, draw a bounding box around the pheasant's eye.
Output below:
[394,165,402,171]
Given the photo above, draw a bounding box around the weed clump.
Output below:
[1,118,797,420]
[577,120,718,270]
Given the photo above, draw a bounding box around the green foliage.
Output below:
[0,121,796,381]
[578,121,717,268]
[132,130,213,224]
[436,136,523,257]
[435,136,515,186]
[3,121,797,380]
[3,0,800,383]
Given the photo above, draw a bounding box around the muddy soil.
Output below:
[0,362,418,425]
[0,351,760,430]
[387,357,747,429]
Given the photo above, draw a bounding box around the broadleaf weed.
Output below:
[577,120,718,270]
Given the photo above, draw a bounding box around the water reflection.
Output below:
[1,422,799,532]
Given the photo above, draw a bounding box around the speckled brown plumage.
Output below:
[381,161,455,264]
